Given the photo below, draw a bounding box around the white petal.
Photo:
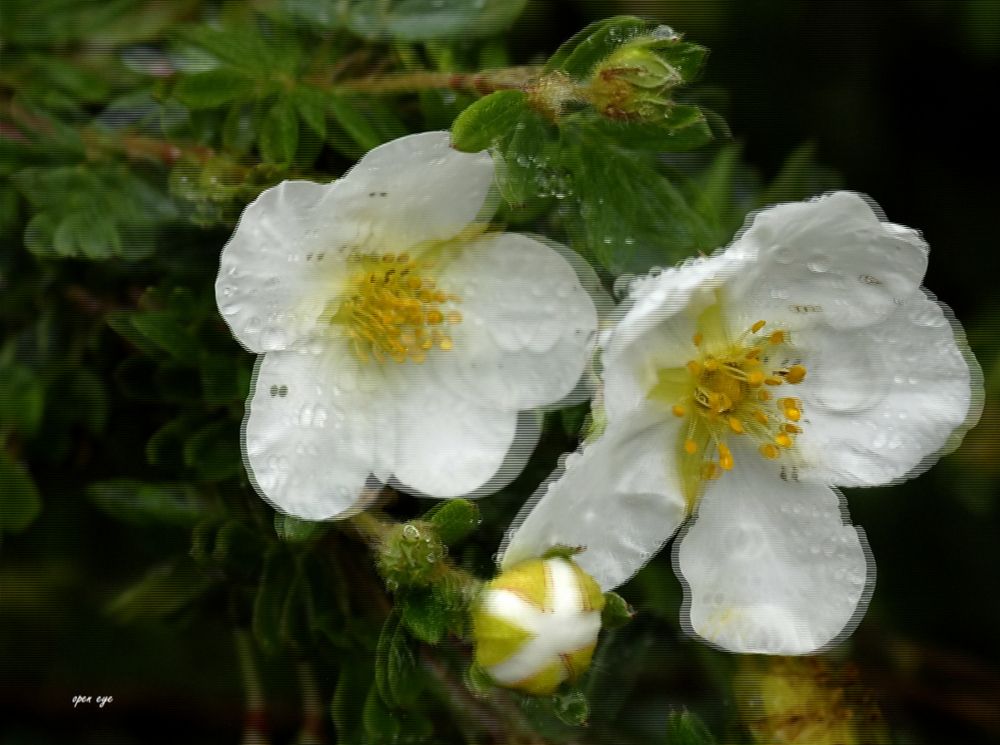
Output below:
[601,250,751,421]
[726,191,928,331]
[243,343,386,520]
[386,365,519,498]
[334,130,495,252]
[217,180,352,353]
[217,132,494,354]
[676,445,870,654]
[501,411,687,590]
[793,288,980,487]
[432,233,598,411]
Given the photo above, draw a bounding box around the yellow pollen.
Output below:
[656,313,810,497]
[337,252,461,365]
[785,364,807,384]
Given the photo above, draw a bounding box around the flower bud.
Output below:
[472,557,605,696]
[587,44,682,120]
[377,520,445,590]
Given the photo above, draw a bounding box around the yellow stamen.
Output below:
[747,370,765,386]
[784,407,801,422]
[751,320,766,333]
[768,330,785,345]
[684,439,698,455]
[692,332,703,347]
[728,416,744,434]
[753,410,769,425]
[785,364,807,384]
[760,443,780,459]
[672,404,687,418]
[775,433,793,448]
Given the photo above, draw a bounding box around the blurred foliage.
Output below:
[1,0,998,744]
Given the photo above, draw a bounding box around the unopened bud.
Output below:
[587,44,681,119]
[472,557,605,696]
[377,520,444,589]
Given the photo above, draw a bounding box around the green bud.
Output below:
[427,499,480,545]
[587,43,682,119]
[376,520,445,590]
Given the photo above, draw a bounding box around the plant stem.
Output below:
[331,66,542,95]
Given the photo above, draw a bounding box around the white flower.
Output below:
[216,131,598,520]
[501,192,982,654]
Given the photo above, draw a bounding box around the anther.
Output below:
[718,443,734,471]
[672,404,687,418]
[728,416,744,434]
[768,330,785,345]
[692,332,703,346]
[751,320,766,334]
[753,410,769,425]
[747,370,765,386]
[760,443,780,459]
[775,433,793,448]
[785,365,807,384]
[784,407,801,422]
[703,358,719,372]
[684,439,698,455]
[764,376,783,386]
[687,360,703,377]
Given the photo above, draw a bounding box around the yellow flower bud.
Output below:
[472,557,605,696]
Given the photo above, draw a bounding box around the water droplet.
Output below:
[402,524,420,541]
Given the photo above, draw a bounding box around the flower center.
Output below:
[335,252,462,365]
[649,316,807,505]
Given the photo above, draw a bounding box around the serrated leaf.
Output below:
[107,558,215,623]
[347,0,527,41]
[567,128,712,273]
[23,212,58,258]
[223,102,257,153]
[451,90,529,152]
[0,452,41,535]
[87,479,209,527]
[547,16,650,78]
[173,69,258,109]
[331,659,371,742]
[259,98,299,165]
[497,110,554,207]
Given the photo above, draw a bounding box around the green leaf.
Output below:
[23,212,58,258]
[253,548,297,654]
[0,362,45,435]
[451,90,529,152]
[347,0,528,41]
[497,110,555,207]
[87,479,209,527]
[547,16,650,78]
[665,710,716,744]
[648,38,709,82]
[292,87,327,139]
[222,102,258,154]
[401,589,448,644]
[128,311,199,360]
[375,609,423,707]
[173,69,258,109]
[567,128,712,273]
[362,684,401,740]
[584,104,713,152]
[553,689,589,726]
[107,558,216,622]
[0,452,41,534]
[600,591,634,630]
[52,211,121,259]
[331,659,371,742]
[426,498,479,545]
[182,419,242,482]
[259,98,299,165]
[274,513,327,543]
